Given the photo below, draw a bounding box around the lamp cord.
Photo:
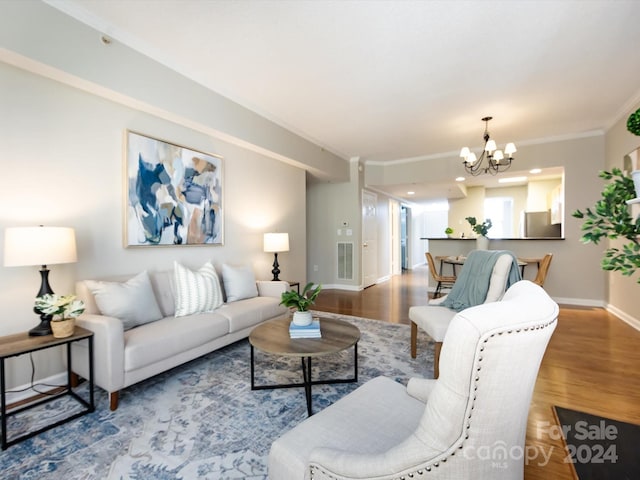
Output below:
[5,352,66,397]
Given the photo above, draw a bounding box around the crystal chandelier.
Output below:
[460,116,516,176]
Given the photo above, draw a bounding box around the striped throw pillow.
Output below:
[173,261,223,317]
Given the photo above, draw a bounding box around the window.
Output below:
[484,197,513,238]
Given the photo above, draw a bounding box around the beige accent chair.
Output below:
[426,252,456,298]
[410,251,516,378]
[533,253,553,287]
[269,280,558,480]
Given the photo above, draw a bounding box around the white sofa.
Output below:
[70,267,288,410]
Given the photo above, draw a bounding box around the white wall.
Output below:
[0,61,306,389]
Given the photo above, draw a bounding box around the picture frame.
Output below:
[125,130,224,247]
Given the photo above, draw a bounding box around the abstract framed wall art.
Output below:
[125,131,224,247]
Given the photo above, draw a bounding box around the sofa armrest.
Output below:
[72,313,126,393]
[257,280,289,298]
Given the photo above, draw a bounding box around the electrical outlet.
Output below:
[313,265,318,272]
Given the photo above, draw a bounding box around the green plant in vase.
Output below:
[572,168,640,282]
[465,217,492,237]
[34,294,85,337]
[280,282,322,326]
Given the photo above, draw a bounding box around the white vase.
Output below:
[476,236,490,250]
[292,311,313,327]
[632,170,640,199]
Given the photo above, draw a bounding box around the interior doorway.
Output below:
[390,199,401,276]
[362,190,378,288]
[401,205,409,270]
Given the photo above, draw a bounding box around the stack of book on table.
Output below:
[289,319,321,338]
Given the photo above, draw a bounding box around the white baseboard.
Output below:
[5,372,67,405]
[322,283,363,291]
[552,296,606,307]
[606,304,640,331]
[323,275,392,292]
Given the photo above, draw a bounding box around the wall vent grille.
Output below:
[337,242,354,280]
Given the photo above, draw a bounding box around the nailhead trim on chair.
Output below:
[308,317,557,480]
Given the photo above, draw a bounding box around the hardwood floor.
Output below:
[313,267,640,479]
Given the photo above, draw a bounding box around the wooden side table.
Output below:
[0,326,95,450]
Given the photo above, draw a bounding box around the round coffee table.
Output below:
[249,315,360,416]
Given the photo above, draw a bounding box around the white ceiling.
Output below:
[50,0,640,198]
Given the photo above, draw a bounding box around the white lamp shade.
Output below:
[485,139,497,152]
[466,152,477,164]
[4,226,78,267]
[459,147,470,158]
[504,142,517,156]
[493,149,504,161]
[263,232,289,253]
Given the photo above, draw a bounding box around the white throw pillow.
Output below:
[173,261,223,317]
[222,263,258,302]
[85,271,163,330]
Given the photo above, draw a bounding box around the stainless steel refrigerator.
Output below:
[520,211,562,238]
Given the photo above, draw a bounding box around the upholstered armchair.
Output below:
[410,250,519,377]
[269,280,558,480]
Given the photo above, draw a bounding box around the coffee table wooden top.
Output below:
[249,315,360,357]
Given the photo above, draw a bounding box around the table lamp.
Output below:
[3,226,78,336]
[263,232,289,281]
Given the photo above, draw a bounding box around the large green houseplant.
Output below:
[572,168,640,282]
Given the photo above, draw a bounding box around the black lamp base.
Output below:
[29,317,52,336]
[30,265,54,336]
[271,252,281,281]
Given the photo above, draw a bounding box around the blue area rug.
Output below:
[1,313,433,479]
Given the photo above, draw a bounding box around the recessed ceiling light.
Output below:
[498,176,527,184]
[455,177,465,182]
[529,168,542,174]
[407,191,415,195]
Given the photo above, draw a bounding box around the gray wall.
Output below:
[307,160,363,289]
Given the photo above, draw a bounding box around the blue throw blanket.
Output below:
[441,250,522,312]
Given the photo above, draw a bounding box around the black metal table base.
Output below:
[251,344,358,416]
[1,335,94,450]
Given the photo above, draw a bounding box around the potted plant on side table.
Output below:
[34,294,85,338]
[280,282,322,326]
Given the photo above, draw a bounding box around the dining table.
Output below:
[439,255,531,277]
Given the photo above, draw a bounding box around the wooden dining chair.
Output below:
[533,253,553,287]
[425,252,456,298]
